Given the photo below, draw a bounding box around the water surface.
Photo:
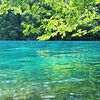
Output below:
[0,41,100,100]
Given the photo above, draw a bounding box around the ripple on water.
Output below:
[0,41,100,99]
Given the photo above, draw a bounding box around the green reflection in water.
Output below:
[0,41,100,100]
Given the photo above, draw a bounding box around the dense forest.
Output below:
[0,0,100,40]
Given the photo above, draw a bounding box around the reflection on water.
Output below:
[0,41,100,100]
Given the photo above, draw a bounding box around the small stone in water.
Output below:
[6,80,10,83]
[20,88,25,91]
[41,95,55,99]
[0,93,2,96]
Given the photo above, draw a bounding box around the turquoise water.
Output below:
[0,41,100,100]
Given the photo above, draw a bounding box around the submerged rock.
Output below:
[41,95,55,99]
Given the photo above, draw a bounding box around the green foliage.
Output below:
[0,0,100,40]
[0,12,23,40]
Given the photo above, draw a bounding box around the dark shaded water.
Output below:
[0,41,100,100]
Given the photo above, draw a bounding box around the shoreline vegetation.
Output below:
[0,0,100,41]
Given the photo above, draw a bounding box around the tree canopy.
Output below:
[0,0,100,40]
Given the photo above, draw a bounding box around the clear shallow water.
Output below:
[0,41,100,100]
